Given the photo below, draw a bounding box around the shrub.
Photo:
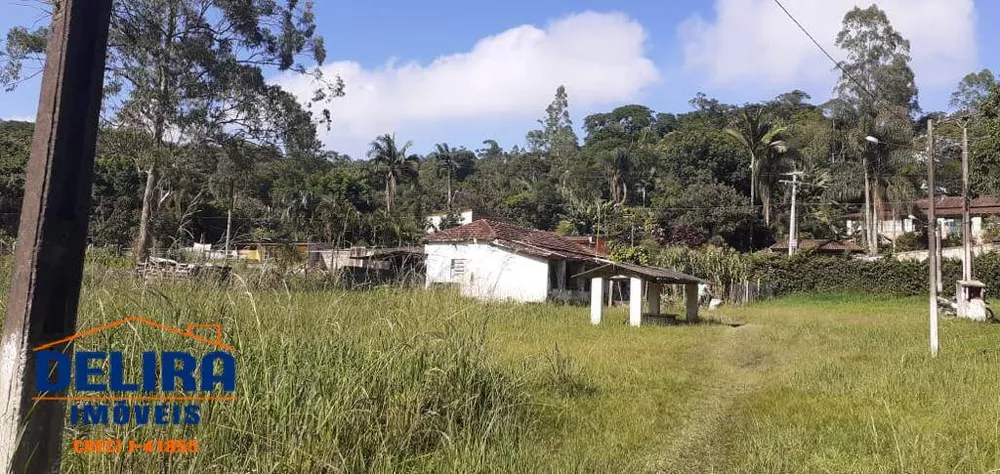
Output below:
[610,243,1000,299]
[983,217,1000,243]
[894,232,925,252]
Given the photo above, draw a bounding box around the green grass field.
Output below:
[4,262,1000,473]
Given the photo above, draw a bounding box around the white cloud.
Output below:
[679,0,977,94]
[274,11,659,157]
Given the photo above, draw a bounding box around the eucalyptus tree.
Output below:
[1,0,341,259]
[526,85,579,174]
[951,69,996,114]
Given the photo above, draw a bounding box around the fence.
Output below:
[725,278,779,305]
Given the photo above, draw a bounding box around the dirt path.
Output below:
[646,323,770,473]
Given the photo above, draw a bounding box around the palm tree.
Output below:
[725,105,788,225]
[432,143,456,213]
[823,104,916,255]
[367,134,418,214]
[603,148,631,206]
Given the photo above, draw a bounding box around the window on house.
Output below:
[450,259,467,278]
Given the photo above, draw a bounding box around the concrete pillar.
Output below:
[590,277,603,325]
[630,277,643,327]
[646,282,661,316]
[685,283,699,322]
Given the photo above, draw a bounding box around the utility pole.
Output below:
[927,119,939,357]
[0,1,113,473]
[961,120,972,282]
[781,171,803,256]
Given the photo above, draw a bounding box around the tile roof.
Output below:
[573,262,706,285]
[564,236,610,256]
[426,219,602,261]
[916,196,1000,216]
[770,239,865,253]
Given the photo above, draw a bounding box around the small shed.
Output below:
[574,262,707,327]
[317,246,425,286]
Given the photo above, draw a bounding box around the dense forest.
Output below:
[1,4,998,257]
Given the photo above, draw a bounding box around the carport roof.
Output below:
[572,262,707,285]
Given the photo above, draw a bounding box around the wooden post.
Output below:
[0,1,113,472]
[629,277,643,327]
[590,277,603,325]
[685,284,699,322]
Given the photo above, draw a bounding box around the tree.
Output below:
[724,105,787,225]
[582,105,658,207]
[0,120,32,237]
[526,85,579,162]
[656,182,766,251]
[1,0,341,260]
[951,68,997,114]
[211,141,269,255]
[368,134,418,214]
[970,85,1000,196]
[432,143,457,213]
[832,4,919,255]
[835,6,919,118]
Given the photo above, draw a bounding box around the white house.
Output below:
[425,219,708,326]
[846,196,1000,245]
[424,219,604,303]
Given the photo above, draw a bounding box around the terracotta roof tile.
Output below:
[916,196,1000,216]
[426,220,601,260]
[770,239,865,253]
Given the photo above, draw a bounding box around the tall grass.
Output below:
[4,256,1000,472]
[57,281,549,473]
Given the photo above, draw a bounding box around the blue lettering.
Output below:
[109,352,138,391]
[133,405,151,425]
[142,352,157,392]
[184,405,200,424]
[82,404,109,425]
[161,352,196,391]
[35,351,70,392]
[74,352,106,391]
[154,405,169,425]
[200,351,236,392]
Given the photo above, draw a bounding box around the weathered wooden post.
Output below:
[0,1,113,472]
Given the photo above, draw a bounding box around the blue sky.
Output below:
[1,0,996,158]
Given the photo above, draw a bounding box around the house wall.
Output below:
[319,248,391,274]
[895,243,999,262]
[847,217,988,244]
[424,242,549,302]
